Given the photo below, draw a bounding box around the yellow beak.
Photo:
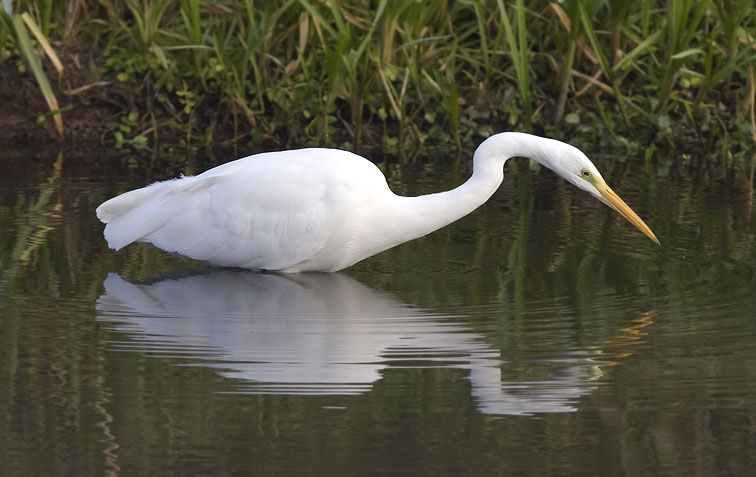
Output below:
[595,180,660,245]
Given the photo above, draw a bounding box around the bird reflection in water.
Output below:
[96,270,650,416]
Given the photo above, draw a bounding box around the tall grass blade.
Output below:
[497,0,531,131]
[179,0,201,45]
[11,13,63,137]
[612,29,662,73]
[473,0,490,79]
[656,0,707,114]
[21,12,62,78]
[550,2,579,128]
[577,1,632,133]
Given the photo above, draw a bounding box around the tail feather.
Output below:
[103,200,173,250]
[96,175,222,251]
[96,180,178,223]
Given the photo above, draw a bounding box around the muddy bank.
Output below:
[0,47,118,146]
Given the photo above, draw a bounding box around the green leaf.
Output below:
[11,14,63,137]
[670,48,703,60]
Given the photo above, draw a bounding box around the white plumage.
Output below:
[97,132,658,272]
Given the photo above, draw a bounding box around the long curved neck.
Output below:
[380,132,555,246]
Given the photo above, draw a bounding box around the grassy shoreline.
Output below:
[1,1,755,162]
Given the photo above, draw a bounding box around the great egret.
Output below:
[96,132,658,272]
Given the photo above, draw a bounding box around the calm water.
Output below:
[2,146,756,475]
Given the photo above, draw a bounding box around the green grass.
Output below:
[1,7,64,137]
[1,0,755,159]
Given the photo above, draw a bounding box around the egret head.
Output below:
[546,141,660,245]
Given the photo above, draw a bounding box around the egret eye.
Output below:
[581,169,591,178]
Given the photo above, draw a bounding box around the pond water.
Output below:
[1,145,756,475]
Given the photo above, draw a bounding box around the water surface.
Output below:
[1,146,756,475]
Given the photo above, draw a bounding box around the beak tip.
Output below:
[597,182,659,247]
[646,230,660,246]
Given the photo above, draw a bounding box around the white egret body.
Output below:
[96,132,658,272]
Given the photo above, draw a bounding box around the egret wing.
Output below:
[150,170,333,269]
